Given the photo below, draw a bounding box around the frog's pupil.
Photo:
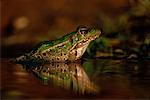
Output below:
[80,30,87,34]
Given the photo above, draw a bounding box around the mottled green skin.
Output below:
[34,31,76,53]
[15,26,101,63]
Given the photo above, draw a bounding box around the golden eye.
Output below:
[77,25,88,35]
[80,30,88,35]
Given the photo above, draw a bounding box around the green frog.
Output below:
[14,26,101,63]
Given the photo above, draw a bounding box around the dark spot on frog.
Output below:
[37,55,41,59]
[52,63,54,66]
[43,70,46,72]
[75,51,77,56]
[75,68,77,74]
[43,53,46,56]
[74,74,77,78]
[60,53,62,56]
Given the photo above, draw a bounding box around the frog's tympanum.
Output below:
[14,26,101,63]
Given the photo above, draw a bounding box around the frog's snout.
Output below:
[93,29,101,39]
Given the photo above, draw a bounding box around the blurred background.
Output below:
[1,0,150,58]
[1,0,150,99]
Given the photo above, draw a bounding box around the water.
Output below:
[1,58,150,99]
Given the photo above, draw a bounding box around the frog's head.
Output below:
[76,25,101,44]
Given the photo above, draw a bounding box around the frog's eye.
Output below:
[77,25,88,35]
[79,29,88,35]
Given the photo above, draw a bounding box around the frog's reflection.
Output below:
[24,62,99,94]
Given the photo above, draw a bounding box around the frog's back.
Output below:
[32,32,76,53]
[13,32,76,63]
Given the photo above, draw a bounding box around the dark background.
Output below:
[1,0,149,58]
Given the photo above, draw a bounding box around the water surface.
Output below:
[1,58,150,99]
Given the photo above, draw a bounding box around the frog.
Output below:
[14,25,101,63]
